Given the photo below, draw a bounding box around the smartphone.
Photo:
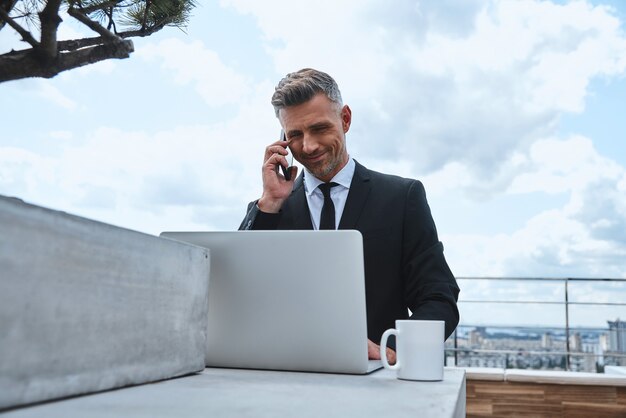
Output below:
[279,129,293,181]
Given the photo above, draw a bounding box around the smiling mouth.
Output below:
[305,152,326,163]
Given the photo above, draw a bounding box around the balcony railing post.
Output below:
[564,278,571,371]
[454,328,458,367]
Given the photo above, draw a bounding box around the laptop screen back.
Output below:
[160,230,371,374]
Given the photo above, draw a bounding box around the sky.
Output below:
[1,0,625,328]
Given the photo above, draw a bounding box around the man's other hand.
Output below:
[368,339,396,365]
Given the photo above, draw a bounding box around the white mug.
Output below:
[379,320,444,381]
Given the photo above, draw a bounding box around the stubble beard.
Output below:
[305,147,346,181]
[310,159,337,180]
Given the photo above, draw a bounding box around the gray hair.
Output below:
[271,68,343,117]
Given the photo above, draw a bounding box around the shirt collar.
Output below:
[304,157,355,196]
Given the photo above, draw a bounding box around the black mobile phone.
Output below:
[280,129,293,181]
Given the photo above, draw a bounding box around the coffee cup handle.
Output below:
[380,328,399,370]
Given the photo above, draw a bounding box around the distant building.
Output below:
[599,333,610,352]
[469,329,482,346]
[475,326,487,338]
[608,319,626,353]
[541,333,553,349]
[569,332,582,352]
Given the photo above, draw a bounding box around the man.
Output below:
[240,68,459,362]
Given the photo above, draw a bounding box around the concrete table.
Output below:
[3,367,465,418]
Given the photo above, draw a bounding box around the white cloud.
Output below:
[138,38,251,106]
[0,126,253,233]
[1,77,79,114]
[440,135,626,279]
[509,136,623,195]
[36,81,77,110]
[0,147,58,196]
[0,77,280,234]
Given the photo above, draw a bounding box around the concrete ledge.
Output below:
[505,369,626,387]
[0,196,210,409]
[462,367,626,386]
[604,366,626,376]
[461,367,505,381]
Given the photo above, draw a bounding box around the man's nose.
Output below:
[301,133,319,154]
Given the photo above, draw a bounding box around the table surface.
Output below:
[4,367,466,418]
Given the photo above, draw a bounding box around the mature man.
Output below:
[240,68,459,361]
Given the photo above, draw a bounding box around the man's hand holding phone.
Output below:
[257,130,297,214]
[279,130,293,181]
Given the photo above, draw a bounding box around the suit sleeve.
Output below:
[238,201,282,230]
[402,181,460,339]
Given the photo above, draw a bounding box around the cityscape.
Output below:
[446,319,626,372]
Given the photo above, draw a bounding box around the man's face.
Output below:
[279,93,352,183]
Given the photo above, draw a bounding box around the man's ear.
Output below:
[341,105,352,133]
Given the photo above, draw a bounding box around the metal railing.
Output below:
[446,277,626,372]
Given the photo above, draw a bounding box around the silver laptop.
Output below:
[160,230,381,374]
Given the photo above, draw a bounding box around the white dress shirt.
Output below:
[303,157,356,230]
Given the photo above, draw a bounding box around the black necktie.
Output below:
[318,182,338,230]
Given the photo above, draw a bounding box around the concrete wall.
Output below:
[0,196,210,410]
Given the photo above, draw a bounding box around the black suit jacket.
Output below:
[240,161,460,342]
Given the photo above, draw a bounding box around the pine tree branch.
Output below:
[57,35,105,51]
[0,39,134,82]
[0,0,18,30]
[68,6,119,41]
[1,0,195,83]
[57,22,167,51]
[80,0,121,15]
[39,0,63,60]
[142,0,151,31]
[117,21,167,38]
[0,6,39,47]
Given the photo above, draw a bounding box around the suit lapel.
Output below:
[288,173,313,229]
[339,161,371,230]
